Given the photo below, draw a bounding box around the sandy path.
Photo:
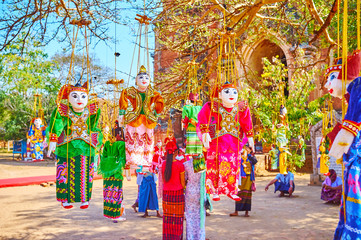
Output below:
[0,154,339,240]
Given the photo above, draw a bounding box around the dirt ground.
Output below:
[0,153,340,240]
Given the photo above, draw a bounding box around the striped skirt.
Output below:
[163,189,185,240]
[56,155,94,203]
[185,130,203,155]
[235,174,252,212]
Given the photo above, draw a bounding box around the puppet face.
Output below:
[325,71,343,99]
[104,125,110,135]
[219,88,238,106]
[136,73,150,90]
[34,118,42,128]
[157,140,162,147]
[69,90,88,112]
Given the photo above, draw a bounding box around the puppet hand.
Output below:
[248,137,255,153]
[202,133,212,150]
[47,142,57,157]
[329,129,355,159]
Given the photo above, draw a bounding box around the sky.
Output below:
[43,1,157,89]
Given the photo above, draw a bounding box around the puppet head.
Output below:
[136,65,151,91]
[217,82,238,107]
[324,50,361,99]
[57,82,89,112]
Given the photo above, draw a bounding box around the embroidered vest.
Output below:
[124,86,157,124]
[210,105,244,141]
[57,108,98,148]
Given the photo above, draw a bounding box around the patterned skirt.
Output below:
[235,175,252,211]
[31,142,44,161]
[163,189,185,240]
[125,124,154,166]
[205,145,241,196]
[56,155,94,203]
[103,176,123,219]
[321,188,341,203]
[185,129,203,155]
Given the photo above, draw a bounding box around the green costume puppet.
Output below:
[47,82,103,209]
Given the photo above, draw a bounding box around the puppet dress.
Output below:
[197,101,253,196]
[334,77,361,240]
[119,86,164,166]
[98,140,126,219]
[49,103,102,204]
[27,124,46,161]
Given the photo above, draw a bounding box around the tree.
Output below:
[0,37,60,140]
[153,0,352,108]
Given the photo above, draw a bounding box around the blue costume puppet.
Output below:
[323,50,361,239]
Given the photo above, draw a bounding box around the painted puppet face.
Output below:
[136,73,150,90]
[34,118,42,128]
[220,88,238,106]
[157,140,162,147]
[68,90,88,112]
[325,71,343,99]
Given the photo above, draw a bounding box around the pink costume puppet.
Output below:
[197,82,254,201]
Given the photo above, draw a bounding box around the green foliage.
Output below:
[247,50,325,169]
[0,37,60,140]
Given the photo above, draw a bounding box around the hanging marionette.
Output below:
[274,104,291,174]
[27,117,46,162]
[197,81,254,201]
[47,81,103,209]
[118,65,164,168]
[323,50,361,240]
[182,92,206,173]
[98,133,127,222]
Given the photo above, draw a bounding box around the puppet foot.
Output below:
[113,216,126,223]
[80,202,89,209]
[61,202,73,209]
[212,194,220,201]
[228,194,241,201]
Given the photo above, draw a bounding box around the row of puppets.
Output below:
[25,47,361,240]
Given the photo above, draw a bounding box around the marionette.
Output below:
[98,138,127,222]
[152,140,164,172]
[323,50,361,240]
[27,117,46,162]
[118,65,164,167]
[182,92,205,173]
[197,81,254,201]
[47,81,103,209]
[275,105,290,174]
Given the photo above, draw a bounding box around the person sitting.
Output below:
[265,171,295,197]
[321,169,342,204]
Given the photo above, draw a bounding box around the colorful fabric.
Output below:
[139,174,159,212]
[334,77,361,240]
[185,130,203,155]
[184,159,206,240]
[182,104,203,155]
[321,187,342,203]
[269,148,279,170]
[119,86,164,129]
[48,103,102,158]
[27,124,46,161]
[103,177,123,219]
[163,189,185,240]
[197,101,253,196]
[235,174,253,212]
[56,155,94,203]
[125,124,154,166]
[98,140,126,219]
[162,160,185,191]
